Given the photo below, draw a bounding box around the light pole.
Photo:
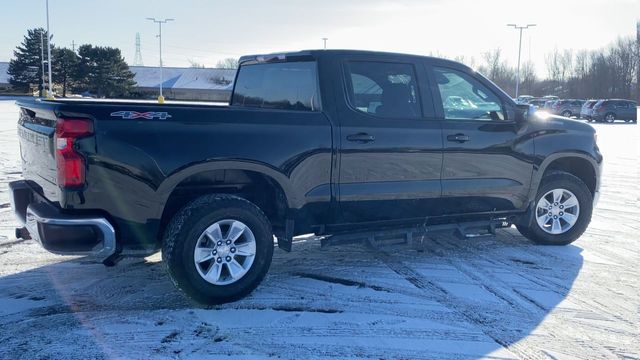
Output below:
[45,0,53,99]
[322,37,328,49]
[507,23,536,98]
[147,17,174,103]
[40,31,46,97]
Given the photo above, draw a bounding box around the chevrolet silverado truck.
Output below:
[10,50,602,304]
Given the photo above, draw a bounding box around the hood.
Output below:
[530,112,596,134]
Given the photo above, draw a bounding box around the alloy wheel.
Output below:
[193,219,257,285]
[535,188,580,235]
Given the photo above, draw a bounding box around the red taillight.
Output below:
[596,107,604,113]
[54,118,93,188]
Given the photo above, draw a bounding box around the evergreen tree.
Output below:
[52,48,80,97]
[8,28,53,94]
[76,45,136,98]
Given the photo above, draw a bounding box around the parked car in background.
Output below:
[528,98,547,109]
[580,100,599,120]
[591,99,637,123]
[543,99,558,111]
[516,95,534,104]
[551,99,585,118]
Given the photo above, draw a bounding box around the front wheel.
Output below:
[561,110,572,118]
[604,113,616,123]
[162,194,274,304]
[517,172,593,245]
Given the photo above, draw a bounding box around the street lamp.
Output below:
[507,23,536,99]
[40,31,47,97]
[45,0,53,99]
[321,37,328,50]
[146,17,174,104]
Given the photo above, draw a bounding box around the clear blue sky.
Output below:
[0,0,638,76]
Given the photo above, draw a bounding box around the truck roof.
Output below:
[239,49,471,70]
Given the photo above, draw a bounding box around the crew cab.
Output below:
[10,50,602,304]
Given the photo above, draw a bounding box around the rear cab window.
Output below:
[231,61,321,111]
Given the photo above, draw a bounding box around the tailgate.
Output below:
[17,103,59,202]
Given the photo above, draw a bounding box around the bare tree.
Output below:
[559,49,573,83]
[188,59,205,68]
[481,48,503,81]
[454,55,477,69]
[477,48,516,95]
[636,20,639,101]
[610,37,637,98]
[520,61,537,95]
[545,48,561,83]
[215,58,239,69]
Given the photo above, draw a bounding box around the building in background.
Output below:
[129,66,236,102]
[0,62,236,101]
[0,62,10,92]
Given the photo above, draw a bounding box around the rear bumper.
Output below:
[10,180,117,261]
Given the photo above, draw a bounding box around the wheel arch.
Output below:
[155,161,299,243]
[530,153,599,200]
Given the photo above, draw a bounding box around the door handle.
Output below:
[347,133,375,143]
[447,133,470,143]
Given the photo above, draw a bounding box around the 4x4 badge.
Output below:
[110,111,172,120]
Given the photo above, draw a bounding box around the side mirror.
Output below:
[515,104,534,123]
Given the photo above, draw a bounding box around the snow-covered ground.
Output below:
[0,99,637,359]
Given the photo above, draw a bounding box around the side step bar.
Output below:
[320,218,512,248]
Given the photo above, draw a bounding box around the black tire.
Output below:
[162,194,274,304]
[561,110,572,118]
[517,172,593,245]
[604,112,616,123]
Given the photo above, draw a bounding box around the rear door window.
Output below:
[232,61,320,111]
[345,61,422,119]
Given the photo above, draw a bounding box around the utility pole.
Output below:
[71,40,76,52]
[146,18,174,103]
[46,0,53,99]
[321,37,328,50]
[40,31,46,97]
[507,23,536,98]
[133,33,143,66]
[636,20,640,102]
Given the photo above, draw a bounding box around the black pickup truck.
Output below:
[10,50,602,304]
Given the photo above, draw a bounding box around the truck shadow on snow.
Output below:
[0,228,582,358]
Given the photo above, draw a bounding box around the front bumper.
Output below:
[591,113,604,121]
[9,180,117,261]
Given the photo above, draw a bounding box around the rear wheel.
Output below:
[517,172,592,245]
[162,194,274,304]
